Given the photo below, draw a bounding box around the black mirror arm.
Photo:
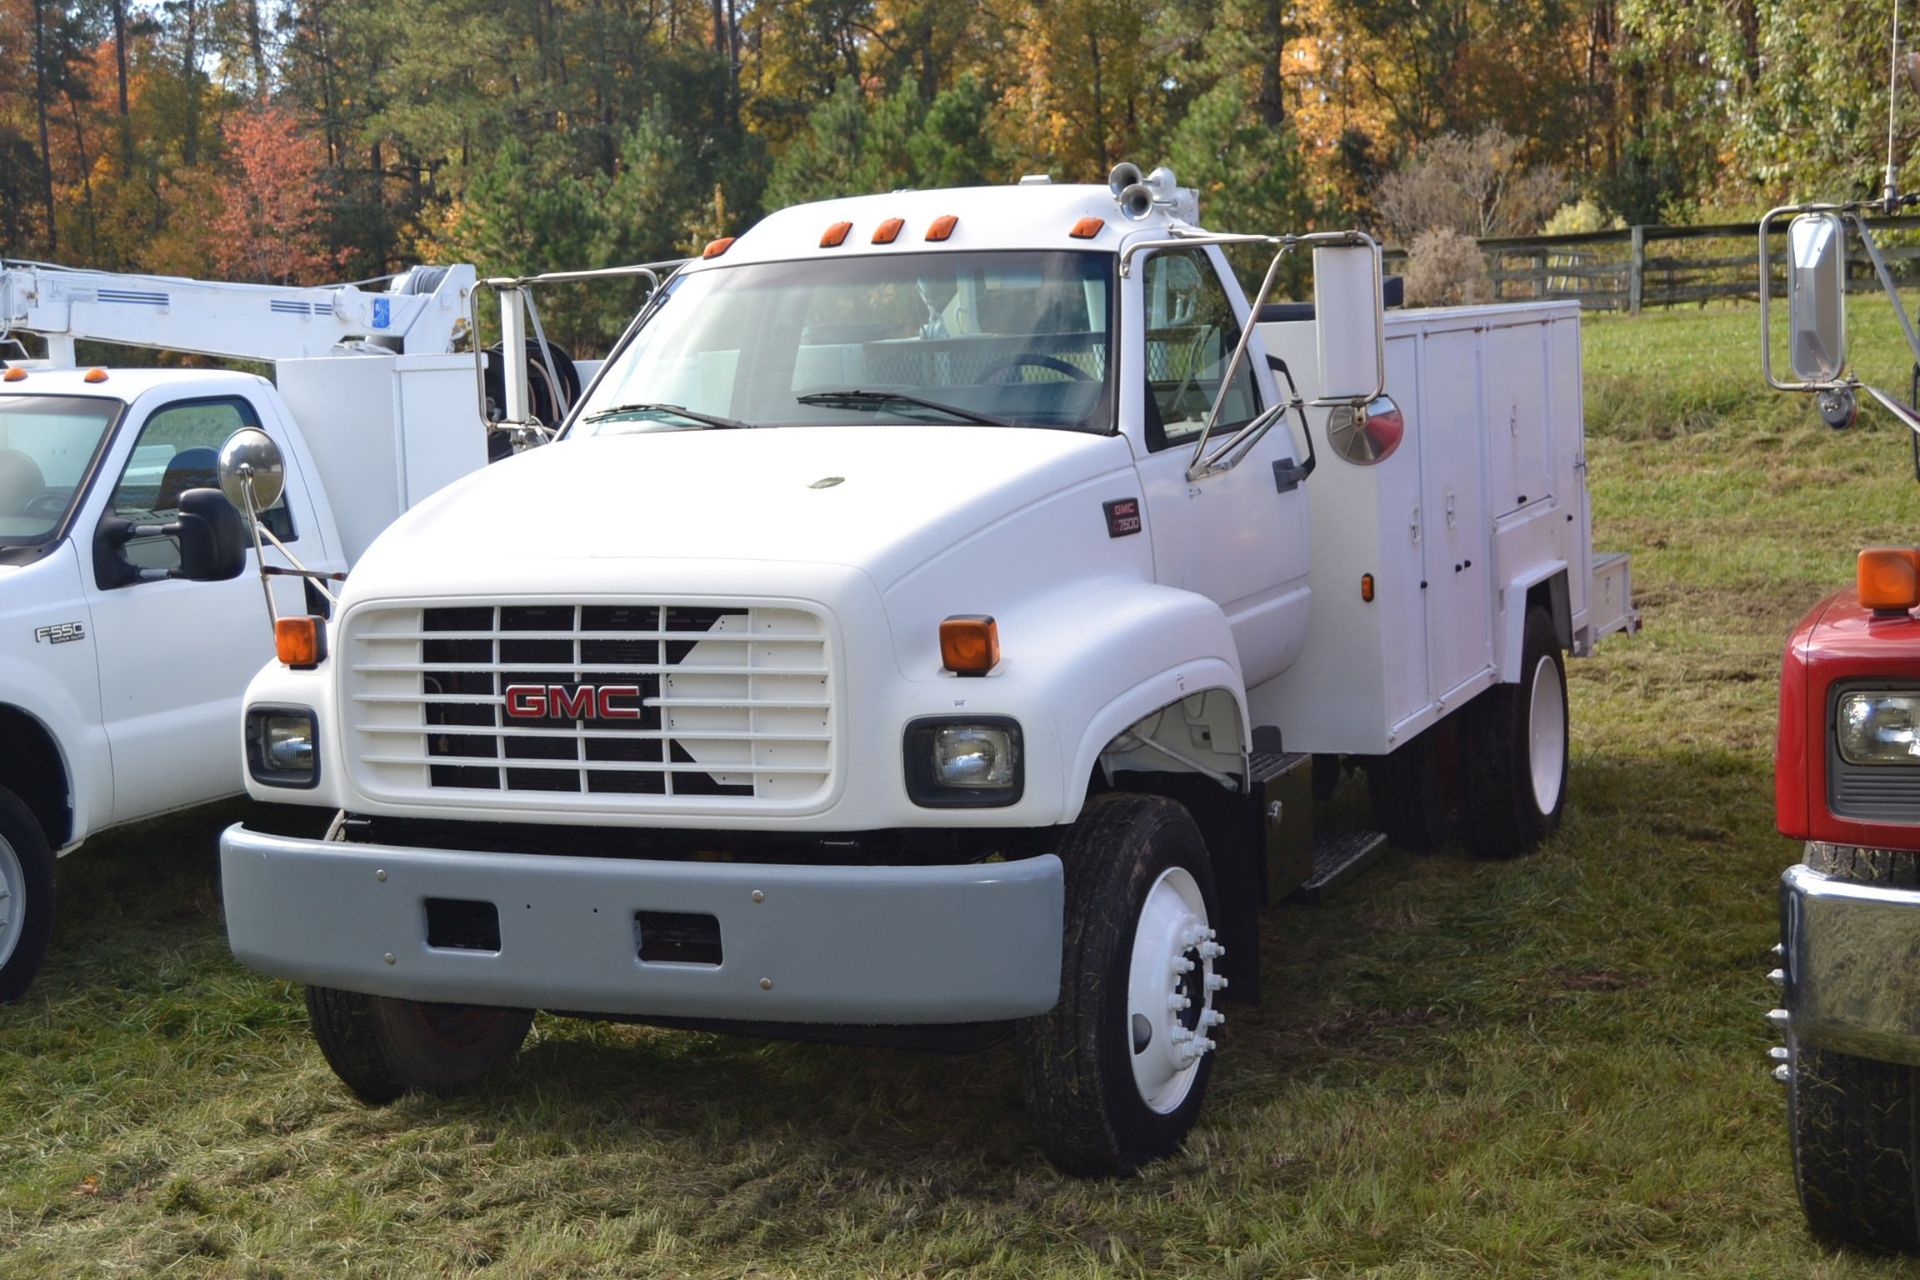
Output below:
[1267,354,1317,494]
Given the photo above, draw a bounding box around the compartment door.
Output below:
[1417,329,1493,700]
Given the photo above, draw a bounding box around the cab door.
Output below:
[81,391,315,823]
[1132,246,1312,687]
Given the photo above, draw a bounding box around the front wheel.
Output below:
[0,786,55,1003]
[1791,1043,1920,1252]
[1020,794,1225,1176]
[305,985,534,1103]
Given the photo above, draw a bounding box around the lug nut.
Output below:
[1203,1009,1225,1028]
[1766,1008,1789,1030]
[1769,1045,1790,1063]
[1206,973,1228,992]
[1768,968,1786,988]
[1772,943,1785,958]
[1169,994,1190,1011]
[1171,957,1195,975]
[1773,1064,1793,1085]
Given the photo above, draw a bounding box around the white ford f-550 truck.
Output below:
[211,169,1636,1173]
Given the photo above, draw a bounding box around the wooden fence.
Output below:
[1387,216,1920,313]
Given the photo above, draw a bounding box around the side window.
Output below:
[108,398,294,574]
[1142,250,1262,452]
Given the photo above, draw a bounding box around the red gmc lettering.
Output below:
[502,683,642,720]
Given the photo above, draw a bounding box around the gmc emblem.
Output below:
[503,683,642,720]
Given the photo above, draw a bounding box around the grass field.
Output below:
[8,300,1920,1277]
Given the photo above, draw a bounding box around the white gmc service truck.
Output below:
[0,260,515,1001]
[211,168,1636,1174]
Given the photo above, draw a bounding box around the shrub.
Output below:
[1403,228,1493,307]
[1375,128,1565,244]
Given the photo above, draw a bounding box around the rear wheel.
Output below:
[1367,724,1455,851]
[1020,794,1224,1176]
[1461,605,1567,858]
[305,985,534,1103]
[0,786,54,1004]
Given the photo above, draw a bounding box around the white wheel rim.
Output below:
[0,834,21,970]
[1126,865,1221,1114]
[1528,654,1566,815]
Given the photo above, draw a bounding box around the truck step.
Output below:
[1288,827,1388,905]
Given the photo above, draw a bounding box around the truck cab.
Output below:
[213,173,1632,1173]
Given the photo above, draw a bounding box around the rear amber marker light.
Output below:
[1859,547,1920,614]
[940,615,1000,676]
[872,218,905,244]
[926,215,958,241]
[275,615,326,668]
[1361,573,1375,603]
[821,221,853,248]
[1070,217,1105,239]
[702,236,735,259]
[2,368,24,382]
[83,368,108,383]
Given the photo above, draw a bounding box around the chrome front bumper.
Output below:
[1781,860,1920,1066]
[220,825,1064,1024]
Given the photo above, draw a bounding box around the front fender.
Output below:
[0,666,104,848]
[985,577,1247,820]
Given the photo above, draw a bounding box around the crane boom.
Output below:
[0,261,476,365]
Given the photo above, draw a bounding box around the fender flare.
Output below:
[0,672,94,848]
[1499,562,1572,682]
[1064,658,1249,822]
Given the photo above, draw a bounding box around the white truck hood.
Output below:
[353,425,1138,593]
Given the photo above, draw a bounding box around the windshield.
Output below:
[0,394,120,545]
[574,250,1114,434]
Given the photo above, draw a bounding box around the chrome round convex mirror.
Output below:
[218,427,286,513]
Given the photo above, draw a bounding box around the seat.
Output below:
[0,449,47,517]
[154,446,220,511]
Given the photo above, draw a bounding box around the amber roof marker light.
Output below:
[1070,217,1106,239]
[872,218,905,245]
[702,236,736,259]
[925,215,958,242]
[820,221,853,248]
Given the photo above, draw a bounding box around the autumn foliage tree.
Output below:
[199,106,336,284]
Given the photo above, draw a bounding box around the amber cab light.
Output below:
[1070,217,1106,239]
[926,215,958,241]
[2,368,24,382]
[1859,547,1920,614]
[872,218,905,245]
[940,615,1000,676]
[83,367,108,383]
[275,615,327,668]
[821,221,853,248]
[1360,573,1375,603]
[702,236,736,259]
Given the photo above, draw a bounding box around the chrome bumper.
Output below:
[1781,860,1920,1066]
[220,825,1064,1024]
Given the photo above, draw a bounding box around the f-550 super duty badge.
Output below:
[33,621,85,645]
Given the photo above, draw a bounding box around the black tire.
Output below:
[305,985,533,1104]
[1790,1043,1920,1252]
[1786,841,1920,1252]
[1461,605,1567,858]
[0,785,54,1004]
[1020,794,1223,1176]
[1366,726,1454,851]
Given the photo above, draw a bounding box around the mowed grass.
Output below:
[8,301,1920,1277]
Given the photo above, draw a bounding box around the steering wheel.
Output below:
[978,353,1094,384]
[22,493,65,521]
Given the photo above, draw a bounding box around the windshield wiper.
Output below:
[796,389,1018,428]
[583,402,756,431]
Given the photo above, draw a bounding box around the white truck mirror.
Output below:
[1312,240,1386,404]
[1788,212,1848,383]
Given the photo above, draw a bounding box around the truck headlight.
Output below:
[904,716,1023,807]
[246,705,320,788]
[1837,692,1920,765]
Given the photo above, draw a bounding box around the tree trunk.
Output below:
[1087,28,1107,172]
[111,0,132,177]
[1257,0,1287,127]
[31,0,56,256]
[181,0,200,168]
[248,0,269,96]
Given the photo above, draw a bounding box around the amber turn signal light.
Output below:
[275,615,327,668]
[1859,547,1920,614]
[940,615,1000,676]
